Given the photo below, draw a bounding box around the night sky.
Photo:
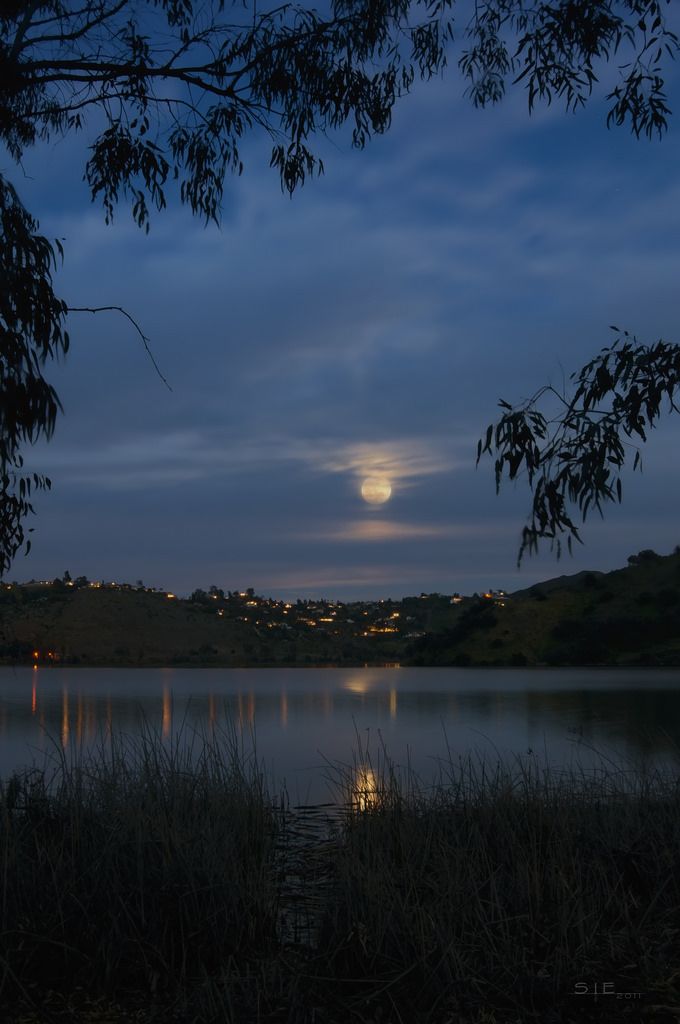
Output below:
[10,53,680,600]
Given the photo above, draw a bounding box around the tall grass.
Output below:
[0,726,278,1011]
[315,749,680,1021]
[1,732,679,1022]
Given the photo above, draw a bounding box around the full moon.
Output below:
[361,477,392,505]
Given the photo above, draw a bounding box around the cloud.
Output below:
[307,519,509,542]
[253,562,457,596]
[30,430,466,492]
[294,438,465,486]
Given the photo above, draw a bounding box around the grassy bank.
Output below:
[1,735,680,1022]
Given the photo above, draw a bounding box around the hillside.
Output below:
[2,548,680,667]
[410,548,680,666]
[0,584,407,667]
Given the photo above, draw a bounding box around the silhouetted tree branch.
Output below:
[478,330,680,564]
[67,306,172,391]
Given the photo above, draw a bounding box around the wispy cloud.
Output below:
[307,519,508,542]
[31,430,465,492]
[255,563,450,595]
[294,438,464,488]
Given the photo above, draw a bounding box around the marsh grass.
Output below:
[0,725,279,1014]
[1,730,680,1022]
[314,746,680,1022]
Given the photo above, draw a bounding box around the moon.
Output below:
[361,477,392,505]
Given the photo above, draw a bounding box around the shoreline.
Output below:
[3,657,679,668]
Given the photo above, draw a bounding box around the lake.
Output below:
[1,665,679,802]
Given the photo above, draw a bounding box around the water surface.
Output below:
[1,666,679,801]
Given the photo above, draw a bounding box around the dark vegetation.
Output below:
[4,546,680,666]
[1,733,679,1023]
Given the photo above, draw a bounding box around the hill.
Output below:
[410,547,680,666]
[2,548,680,667]
[0,583,406,667]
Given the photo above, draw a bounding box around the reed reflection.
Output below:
[280,690,288,728]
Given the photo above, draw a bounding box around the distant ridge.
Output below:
[511,569,605,599]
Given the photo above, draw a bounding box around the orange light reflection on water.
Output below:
[76,693,84,744]
[389,688,397,720]
[344,676,369,695]
[162,685,172,738]
[61,688,69,748]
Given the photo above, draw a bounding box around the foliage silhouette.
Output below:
[1,1,678,571]
[478,330,680,563]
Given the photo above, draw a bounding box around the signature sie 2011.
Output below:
[574,982,642,1000]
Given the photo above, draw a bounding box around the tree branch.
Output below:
[67,305,173,392]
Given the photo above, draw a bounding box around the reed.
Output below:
[314,747,680,1021]
[0,725,278,1011]
[1,732,679,1022]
